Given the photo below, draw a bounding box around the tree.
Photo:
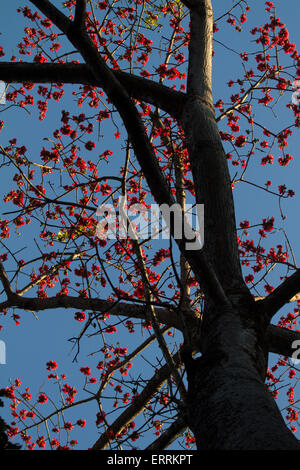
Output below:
[0,391,21,450]
[0,0,300,450]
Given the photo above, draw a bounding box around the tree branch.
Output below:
[28,0,228,306]
[186,0,213,102]
[74,0,86,29]
[180,0,247,296]
[180,0,200,9]
[0,268,298,358]
[146,416,187,450]
[258,269,300,320]
[92,351,183,450]
[130,230,187,400]
[0,263,14,299]
[0,281,298,359]
[0,293,181,329]
[20,0,185,117]
[30,0,72,33]
[267,324,300,358]
[0,62,184,118]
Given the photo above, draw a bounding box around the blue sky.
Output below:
[0,0,299,450]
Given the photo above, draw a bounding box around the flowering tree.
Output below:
[0,0,300,450]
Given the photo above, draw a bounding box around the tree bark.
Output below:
[184,303,300,450]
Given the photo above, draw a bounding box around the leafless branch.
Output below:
[28,0,228,306]
[0,262,14,299]
[92,351,183,450]
[0,293,181,329]
[146,416,187,450]
[258,269,300,319]
[267,324,300,358]
[0,62,184,118]
[74,0,86,29]
[30,0,72,32]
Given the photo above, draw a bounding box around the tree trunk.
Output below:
[185,304,300,450]
[178,74,300,449]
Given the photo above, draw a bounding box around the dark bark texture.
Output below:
[185,304,300,450]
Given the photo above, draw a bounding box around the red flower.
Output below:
[235,135,246,147]
[64,422,74,430]
[51,438,60,447]
[74,311,85,322]
[38,393,48,404]
[77,419,86,427]
[46,360,58,371]
[34,53,47,63]
[278,154,293,166]
[130,431,139,442]
[245,274,254,284]
[36,436,46,449]
[85,141,96,151]
[96,411,106,425]
[261,154,273,165]
[105,325,117,334]
[80,366,91,376]
[262,217,274,232]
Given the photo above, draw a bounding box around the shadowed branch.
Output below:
[259,269,300,320]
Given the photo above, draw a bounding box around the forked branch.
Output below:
[0,62,185,118]
[28,0,228,306]
[146,416,187,450]
[92,351,183,450]
[259,269,300,320]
